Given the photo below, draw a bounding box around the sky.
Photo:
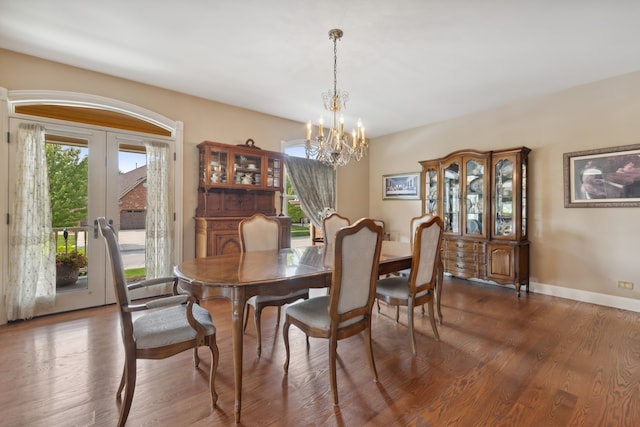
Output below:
[120,151,146,173]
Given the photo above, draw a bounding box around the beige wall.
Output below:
[4,47,638,305]
[0,48,369,263]
[369,71,640,300]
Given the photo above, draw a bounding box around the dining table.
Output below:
[174,240,413,424]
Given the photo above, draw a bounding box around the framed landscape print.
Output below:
[563,144,640,207]
[383,172,421,200]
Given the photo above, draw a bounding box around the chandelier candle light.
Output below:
[305,28,367,168]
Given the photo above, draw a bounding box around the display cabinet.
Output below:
[441,151,489,239]
[198,139,283,191]
[195,140,290,258]
[419,147,530,293]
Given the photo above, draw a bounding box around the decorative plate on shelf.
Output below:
[468,177,483,193]
[501,179,513,197]
[499,162,513,175]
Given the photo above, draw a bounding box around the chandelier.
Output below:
[305,28,367,168]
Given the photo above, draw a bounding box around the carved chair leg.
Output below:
[208,338,219,407]
[428,297,440,341]
[117,363,126,398]
[193,347,200,367]
[243,303,251,333]
[329,337,339,405]
[408,301,417,356]
[118,357,136,427]
[365,324,378,382]
[282,320,291,373]
[254,306,263,357]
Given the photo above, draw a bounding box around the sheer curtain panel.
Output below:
[144,141,173,282]
[284,156,336,229]
[7,123,56,320]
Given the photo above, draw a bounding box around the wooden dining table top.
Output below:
[175,240,412,297]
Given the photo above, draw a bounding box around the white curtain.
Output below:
[7,124,56,320]
[144,141,173,281]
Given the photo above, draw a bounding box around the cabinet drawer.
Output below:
[443,250,486,264]
[443,239,485,253]
[445,259,486,278]
[207,219,240,231]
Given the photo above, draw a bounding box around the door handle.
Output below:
[94,218,114,238]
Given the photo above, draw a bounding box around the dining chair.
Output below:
[375,215,444,355]
[97,217,219,427]
[377,213,442,322]
[321,212,350,267]
[240,213,309,357]
[283,218,384,405]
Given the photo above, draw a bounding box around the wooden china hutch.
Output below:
[195,140,290,258]
[420,147,530,293]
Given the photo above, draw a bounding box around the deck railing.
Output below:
[53,226,88,254]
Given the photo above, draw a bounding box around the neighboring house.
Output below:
[119,165,146,230]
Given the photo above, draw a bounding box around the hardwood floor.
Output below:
[1,277,639,426]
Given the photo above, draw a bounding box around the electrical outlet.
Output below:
[617,281,634,290]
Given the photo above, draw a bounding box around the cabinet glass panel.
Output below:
[267,158,281,188]
[209,149,228,184]
[425,167,438,214]
[233,154,262,186]
[522,159,527,236]
[465,159,484,235]
[494,159,514,237]
[443,162,460,233]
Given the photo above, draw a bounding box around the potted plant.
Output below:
[56,250,87,287]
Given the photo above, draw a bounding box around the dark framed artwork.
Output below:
[563,144,640,207]
[383,172,421,200]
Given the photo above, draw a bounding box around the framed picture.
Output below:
[383,172,421,200]
[563,143,640,208]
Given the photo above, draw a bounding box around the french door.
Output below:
[8,117,174,315]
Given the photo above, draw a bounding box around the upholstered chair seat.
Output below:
[133,303,216,349]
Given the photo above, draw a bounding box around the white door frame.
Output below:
[0,89,183,323]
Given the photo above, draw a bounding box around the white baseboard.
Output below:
[449,274,640,313]
[530,281,640,313]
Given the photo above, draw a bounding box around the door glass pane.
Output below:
[443,162,460,233]
[118,145,147,284]
[465,159,484,235]
[47,136,89,293]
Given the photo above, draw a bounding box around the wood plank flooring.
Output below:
[1,277,639,426]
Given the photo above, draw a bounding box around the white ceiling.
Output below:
[2,0,640,138]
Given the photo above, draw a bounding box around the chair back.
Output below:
[239,213,280,252]
[410,216,444,295]
[322,212,350,267]
[409,214,435,247]
[372,219,389,240]
[97,217,134,327]
[328,218,383,329]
